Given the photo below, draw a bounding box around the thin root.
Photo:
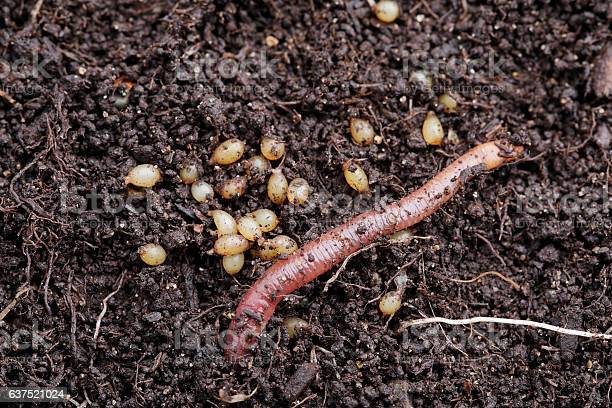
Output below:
[475,232,506,267]
[93,272,127,345]
[398,316,612,340]
[323,242,383,292]
[448,271,521,290]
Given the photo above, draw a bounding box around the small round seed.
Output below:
[214,234,250,256]
[267,169,288,205]
[350,118,375,146]
[260,137,285,161]
[422,111,444,146]
[342,160,369,193]
[379,290,402,315]
[179,164,199,184]
[191,180,214,203]
[138,243,167,266]
[237,216,263,242]
[287,178,311,205]
[249,209,279,232]
[211,139,245,165]
[222,253,245,275]
[125,164,162,188]
[208,210,237,236]
[218,176,247,199]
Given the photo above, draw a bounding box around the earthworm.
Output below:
[225,140,524,360]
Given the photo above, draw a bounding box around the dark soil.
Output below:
[0,0,611,406]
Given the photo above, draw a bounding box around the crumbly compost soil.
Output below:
[0,0,611,407]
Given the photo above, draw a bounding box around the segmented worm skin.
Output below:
[226,141,524,360]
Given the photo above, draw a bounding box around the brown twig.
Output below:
[0,89,18,106]
[0,286,31,322]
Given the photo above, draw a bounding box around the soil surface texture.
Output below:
[0,0,611,407]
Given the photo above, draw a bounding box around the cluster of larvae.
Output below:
[130,87,456,297]
[127,136,309,274]
[209,208,298,275]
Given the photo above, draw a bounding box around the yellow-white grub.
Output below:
[447,129,460,145]
[179,164,199,184]
[218,176,247,199]
[214,234,250,256]
[191,180,214,203]
[138,243,167,266]
[253,241,279,261]
[222,253,245,275]
[245,155,271,177]
[389,228,414,244]
[283,317,310,339]
[438,93,458,113]
[237,216,263,242]
[267,169,288,205]
[342,160,369,193]
[287,178,311,205]
[271,235,298,256]
[209,210,237,236]
[260,137,286,160]
[350,118,375,146]
[211,139,245,165]
[379,290,402,315]
[250,209,279,232]
[373,0,400,23]
[422,111,444,146]
[125,164,162,188]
